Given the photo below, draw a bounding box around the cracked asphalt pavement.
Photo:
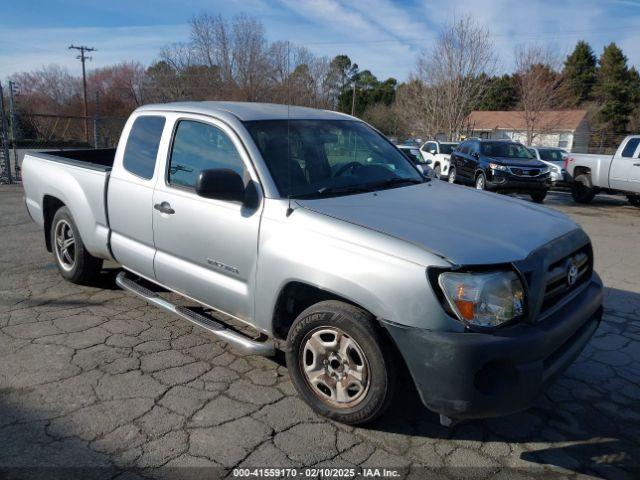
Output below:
[1,184,639,479]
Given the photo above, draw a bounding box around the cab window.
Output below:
[168,120,245,189]
[122,116,166,179]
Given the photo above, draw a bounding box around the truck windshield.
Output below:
[244,120,424,198]
[481,142,535,159]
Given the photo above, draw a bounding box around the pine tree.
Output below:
[477,74,518,110]
[594,43,633,133]
[562,41,597,106]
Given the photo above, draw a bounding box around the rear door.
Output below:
[456,141,474,181]
[609,137,640,192]
[108,114,168,280]
[152,114,263,322]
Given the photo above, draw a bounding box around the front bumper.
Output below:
[384,273,603,419]
[487,171,551,192]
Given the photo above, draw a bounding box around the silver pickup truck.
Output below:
[22,102,603,425]
[566,135,640,206]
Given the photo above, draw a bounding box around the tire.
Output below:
[572,174,596,204]
[530,191,547,203]
[433,164,441,179]
[627,195,640,207]
[285,300,398,425]
[50,206,103,284]
[448,167,456,184]
[475,172,486,190]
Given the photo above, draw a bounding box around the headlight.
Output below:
[489,163,507,171]
[438,271,525,328]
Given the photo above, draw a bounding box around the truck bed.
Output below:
[35,148,116,172]
[22,149,116,262]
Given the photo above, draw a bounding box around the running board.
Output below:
[115,271,275,356]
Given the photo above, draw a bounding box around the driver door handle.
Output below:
[154,201,175,214]
[633,162,640,166]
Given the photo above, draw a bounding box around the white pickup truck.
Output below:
[566,135,640,206]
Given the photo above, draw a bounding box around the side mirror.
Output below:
[425,159,433,165]
[196,168,246,203]
[472,152,479,158]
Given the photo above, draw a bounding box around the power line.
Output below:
[69,44,96,144]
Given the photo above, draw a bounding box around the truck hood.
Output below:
[296,182,578,265]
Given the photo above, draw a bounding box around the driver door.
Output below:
[152,115,263,321]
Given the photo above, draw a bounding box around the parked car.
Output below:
[420,140,458,180]
[449,139,552,203]
[396,144,433,177]
[564,135,640,206]
[22,102,602,426]
[527,146,569,187]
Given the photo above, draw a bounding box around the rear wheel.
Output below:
[475,173,486,190]
[530,191,547,203]
[628,195,640,207]
[572,174,596,204]
[286,300,397,425]
[51,207,103,284]
[448,167,456,184]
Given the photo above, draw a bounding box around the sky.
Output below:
[1,0,639,82]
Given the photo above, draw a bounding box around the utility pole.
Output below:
[69,44,96,144]
[351,81,357,117]
[8,81,19,179]
[0,81,13,184]
[93,90,100,148]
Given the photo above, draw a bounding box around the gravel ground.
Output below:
[1,184,639,479]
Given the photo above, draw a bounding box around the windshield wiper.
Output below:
[293,184,374,199]
[293,177,425,199]
[365,177,426,190]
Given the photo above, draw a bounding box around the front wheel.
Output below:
[448,167,456,184]
[286,301,397,425]
[572,174,596,204]
[530,191,548,203]
[433,164,442,179]
[627,195,640,207]
[51,207,103,284]
[475,172,486,190]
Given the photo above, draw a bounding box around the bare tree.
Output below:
[514,44,564,144]
[413,16,496,140]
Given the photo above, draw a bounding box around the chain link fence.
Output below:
[0,111,127,184]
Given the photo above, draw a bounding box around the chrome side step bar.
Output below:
[115,271,275,356]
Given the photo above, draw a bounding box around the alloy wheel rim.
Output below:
[448,170,455,183]
[476,176,484,189]
[54,219,76,271]
[299,327,370,408]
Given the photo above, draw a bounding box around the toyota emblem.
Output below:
[567,262,579,286]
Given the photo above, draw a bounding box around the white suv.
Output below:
[420,141,459,180]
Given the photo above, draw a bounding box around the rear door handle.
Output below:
[633,162,640,167]
[154,201,175,214]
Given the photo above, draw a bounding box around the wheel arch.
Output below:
[272,281,370,340]
[42,195,66,252]
[573,166,591,178]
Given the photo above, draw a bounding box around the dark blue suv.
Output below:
[449,139,551,203]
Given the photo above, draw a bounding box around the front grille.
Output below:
[541,244,592,312]
[510,167,541,177]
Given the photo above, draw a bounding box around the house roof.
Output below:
[467,110,588,132]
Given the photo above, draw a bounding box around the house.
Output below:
[464,110,590,152]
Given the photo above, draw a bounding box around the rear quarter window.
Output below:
[621,138,640,158]
[123,116,166,179]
